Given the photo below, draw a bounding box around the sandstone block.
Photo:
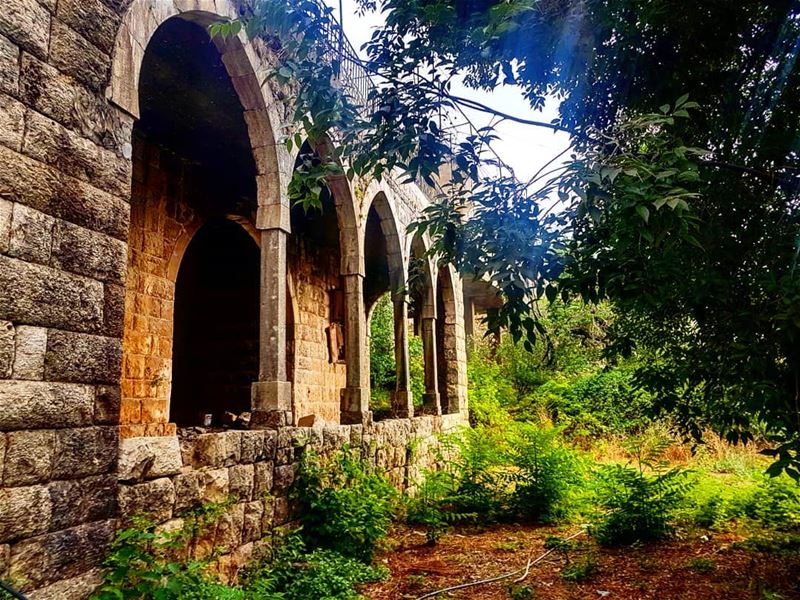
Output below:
[0,485,51,542]
[48,21,110,91]
[173,471,202,512]
[93,385,121,425]
[0,146,129,242]
[0,94,24,151]
[27,567,104,600]
[0,35,18,96]
[117,435,182,482]
[0,380,94,430]
[215,503,245,553]
[0,0,50,58]
[239,430,266,463]
[48,475,116,531]
[12,325,47,380]
[44,329,122,384]
[242,501,263,544]
[0,543,8,578]
[228,464,254,501]
[56,0,119,55]
[8,202,55,265]
[200,468,229,503]
[253,461,274,498]
[103,283,125,338]
[50,218,128,285]
[191,432,241,468]
[9,520,114,589]
[3,429,54,486]
[273,464,296,491]
[0,320,14,378]
[52,426,117,479]
[118,477,174,522]
[0,255,104,334]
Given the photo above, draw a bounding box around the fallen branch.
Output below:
[414,527,587,600]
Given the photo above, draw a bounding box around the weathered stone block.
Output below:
[0,146,130,242]
[0,35,18,96]
[0,543,8,578]
[273,464,296,491]
[253,461,273,498]
[50,218,128,285]
[3,429,55,486]
[44,330,122,384]
[117,435,182,481]
[228,464,254,501]
[52,426,117,479]
[103,283,125,338]
[173,471,202,512]
[12,325,47,380]
[94,384,120,424]
[0,94,24,151]
[48,475,116,531]
[48,21,110,91]
[8,202,55,265]
[27,567,104,600]
[9,520,114,589]
[0,320,14,378]
[0,380,94,430]
[239,430,266,463]
[242,501,263,544]
[0,198,11,256]
[118,477,174,522]
[0,255,104,334]
[190,432,242,468]
[0,485,51,542]
[56,0,119,55]
[0,0,50,58]
[199,468,229,503]
[214,503,244,553]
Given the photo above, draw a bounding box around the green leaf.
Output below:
[636,205,650,223]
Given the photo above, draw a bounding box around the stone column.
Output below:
[251,227,292,428]
[341,273,371,424]
[391,295,413,417]
[420,315,441,415]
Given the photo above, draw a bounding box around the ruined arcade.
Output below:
[0,0,471,596]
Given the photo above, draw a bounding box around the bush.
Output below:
[91,503,242,600]
[242,533,387,600]
[293,447,397,561]
[735,475,800,530]
[590,438,693,546]
[506,423,585,523]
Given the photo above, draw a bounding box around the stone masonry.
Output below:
[0,0,471,596]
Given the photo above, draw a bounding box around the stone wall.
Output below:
[117,415,462,585]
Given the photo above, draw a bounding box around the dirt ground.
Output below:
[362,524,800,600]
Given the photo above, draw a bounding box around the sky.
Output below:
[328,0,571,183]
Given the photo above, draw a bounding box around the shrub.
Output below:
[506,423,585,523]
[735,474,800,530]
[293,447,397,561]
[590,438,693,546]
[91,503,240,600]
[242,533,387,600]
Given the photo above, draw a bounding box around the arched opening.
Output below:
[171,219,259,426]
[437,266,459,414]
[289,143,347,424]
[119,15,259,435]
[409,234,434,411]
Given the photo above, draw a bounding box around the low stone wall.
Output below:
[112,414,465,590]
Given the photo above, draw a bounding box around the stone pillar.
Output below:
[391,295,413,417]
[341,273,371,424]
[420,316,441,415]
[251,228,292,428]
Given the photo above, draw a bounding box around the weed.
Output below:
[507,583,535,599]
[561,554,598,581]
[685,557,716,573]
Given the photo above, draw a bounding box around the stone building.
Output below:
[0,0,475,596]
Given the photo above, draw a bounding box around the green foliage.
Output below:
[369,295,396,395]
[507,584,534,599]
[735,475,800,531]
[91,503,241,600]
[506,423,584,523]
[241,533,387,600]
[685,557,716,574]
[293,447,397,561]
[590,438,693,546]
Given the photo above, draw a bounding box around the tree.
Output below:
[214,0,800,476]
